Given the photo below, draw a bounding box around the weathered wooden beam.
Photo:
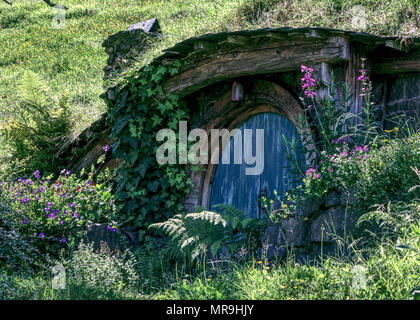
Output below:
[163,36,349,98]
[193,40,218,51]
[305,29,326,39]
[385,40,410,53]
[226,34,250,45]
[373,58,420,74]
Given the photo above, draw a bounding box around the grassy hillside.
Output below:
[0,0,419,139]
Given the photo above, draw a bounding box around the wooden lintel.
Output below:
[264,32,289,40]
[305,29,325,39]
[373,59,420,74]
[226,34,250,45]
[163,36,349,98]
[385,40,410,53]
[194,40,218,51]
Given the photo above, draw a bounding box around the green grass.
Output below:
[153,230,419,300]
[1,0,420,137]
[3,236,418,300]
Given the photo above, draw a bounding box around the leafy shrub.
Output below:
[289,135,420,213]
[0,164,116,258]
[270,61,419,219]
[107,61,193,238]
[0,70,72,174]
[357,166,420,247]
[0,204,39,275]
[62,242,140,297]
[149,205,266,263]
[0,242,140,300]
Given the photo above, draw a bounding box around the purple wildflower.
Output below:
[33,170,40,179]
[305,168,317,176]
[39,233,45,239]
[103,145,110,152]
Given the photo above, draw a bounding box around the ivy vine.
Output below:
[106,60,192,242]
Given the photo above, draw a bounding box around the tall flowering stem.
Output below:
[301,65,317,100]
[358,58,374,141]
[299,65,329,157]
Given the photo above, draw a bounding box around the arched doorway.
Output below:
[183,79,313,214]
[209,112,306,218]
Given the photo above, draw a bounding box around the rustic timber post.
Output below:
[346,43,367,121]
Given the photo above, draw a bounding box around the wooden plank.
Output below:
[227,34,250,45]
[163,36,349,98]
[385,40,410,53]
[373,55,420,74]
[193,40,218,51]
[346,43,366,120]
[305,29,326,39]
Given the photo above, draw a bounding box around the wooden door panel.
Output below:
[210,112,304,218]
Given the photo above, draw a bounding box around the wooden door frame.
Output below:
[183,79,315,213]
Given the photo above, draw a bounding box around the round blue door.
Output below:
[209,112,305,219]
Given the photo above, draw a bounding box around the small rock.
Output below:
[340,190,356,206]
[262,220,280,244]
[277,217,306,247]
[83,223,138,252]
[257,244,286,260]
[310,206,357,242]
[128,18,161,34]
[107,89,115,100]
[325,191,341,208]
[295,196,323,218]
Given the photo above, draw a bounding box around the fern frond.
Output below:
[18,70,50,112]
[186,211,227,227]
[180,236,197,250]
